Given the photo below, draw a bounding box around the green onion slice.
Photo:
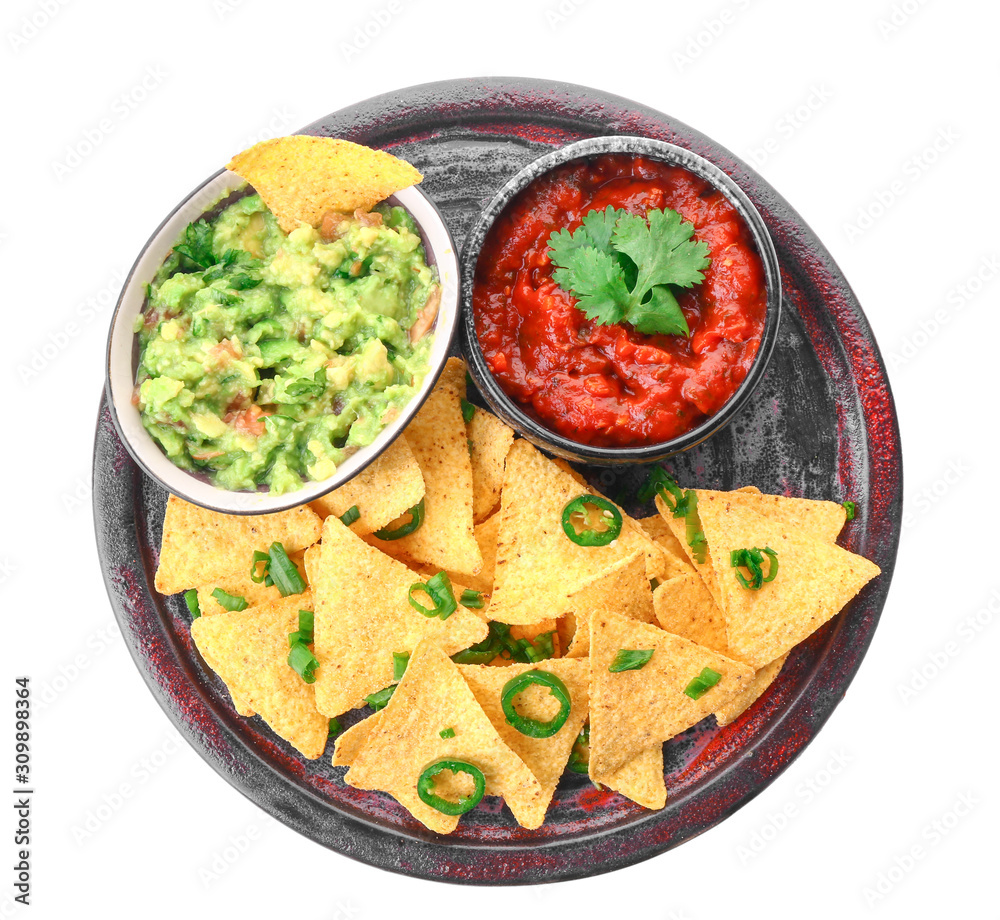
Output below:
[266,542,307,597]
[561,495,623,547]
[298,609,314,641]
[287,643,319,684]
[373,499,425,540]
[461,398,475,424]
[392,651,410,682]
[684,490,708,564]
[730,546,778,590]
[339,505,361,527]
[211,588,248,612]
[439,727,456,739]
[639,466,685,510]
[609,648,654,673]
[365,686,395,712]
[184,589,202,619]
[567,725,590,774]
[843,500,856,521]
[684,666,722,700]
[250,550,272,585]
[416,760,486,816]
[408,572,458,620]
[328,718,342,739]
[500,670,572,738]
[460,588,485,609]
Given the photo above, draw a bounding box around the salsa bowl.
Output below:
[106,165,460,515]
[460,135,781,465]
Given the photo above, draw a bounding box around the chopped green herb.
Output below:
[339,505,361,527]
[408,572,459,620]
[365,685,396,712]
[461,398,475,424]
[392,651,410,681]
[567,725,590,774]
[328,718,342,739]
[373,499,425,540]
[439,727,456,739]
[684,666,722,700]
[609,648,654,673]
[460,588,485,609]
[250,549,272,585]
[730,546,778,590]
[843,500,856,521]
[184,589,202,619]
[211,588,248,612]
[548,206,710,336]
[287,643,319,684]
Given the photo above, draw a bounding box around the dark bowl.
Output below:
[460,135,782,465]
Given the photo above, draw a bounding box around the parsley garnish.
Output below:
[547,205,711,336]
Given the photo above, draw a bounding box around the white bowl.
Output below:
[105,167,459,515]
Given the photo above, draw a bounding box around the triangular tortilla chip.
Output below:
[598,744,666,810]
[714,654,788,727]
[309,434,424,536]
[468,408,515,523]
[589,610,755,776]
[344,640,545,833]
[191,593,328,759]
[698,498,880,668]
[226,136,422,233]
[309,516,486,718]
[564,551,654,659]
[408,509,500,598]
[458,658,589,822]
[366,359,483,577]
[195,549,308,618]
[488,440,655,625]
[652,572,729,655]
[154,495,321,595]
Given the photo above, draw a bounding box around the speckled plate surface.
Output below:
[93,77,903,885]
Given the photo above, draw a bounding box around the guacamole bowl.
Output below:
[106,167,460,515]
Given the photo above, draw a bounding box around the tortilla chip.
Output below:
[344,639,546,833]
[310,434,424,536]
[468,409,515,523]
[588,610,755,776]
[598,744,666,810]
[564,551,654,659]
[309,516,486,718]
[366,359,483,577]
[697,498,880,668]
[195,549,308,618]
[408,510,500,598]
[332,714,379,767]
[714,654,788,726]
[652,572,729,655]
[154,496,321,595]
[226,136,422,234]
[637,514,696,580]
[488,440,654,625]
[190,593,328,759]
[458,658,589,821]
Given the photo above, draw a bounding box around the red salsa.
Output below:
[472,154,766,447]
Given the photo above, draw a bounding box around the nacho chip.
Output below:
[598,744,666,810]
[332,714,380,767]
[458,658,589,820]
[366,358,483,577]
[154,496,321,595]
[191,593,328,759]
[714,654,788,727]
[309,516,486,718]
[697,498,880,668]
[408,510,500,598]
[226,136,422,234]
[637,514,696,580]
[564,550,654,659]
[195,549,308,618]
[588,610,755,776]
[309,434,424,536]
[652,572,729,655]
[468,409,515,523]
[488,440,654,625]
[344,639,545,833]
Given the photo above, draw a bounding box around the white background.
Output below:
[4,0,997,917]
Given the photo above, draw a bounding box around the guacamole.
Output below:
[134,191,439,494]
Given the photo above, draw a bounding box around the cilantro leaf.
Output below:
[547,205,711,338]
[551,247,631,327]
[612,209,711,297]
[173,219,217,269]
[626,285,689,336]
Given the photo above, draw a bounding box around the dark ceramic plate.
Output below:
[93,78,903,885]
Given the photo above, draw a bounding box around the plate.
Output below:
[93,77,903,885]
